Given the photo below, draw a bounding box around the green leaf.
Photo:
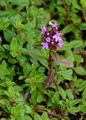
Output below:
[31,0,43,6]
[8,0,29,6]
[0,11,11,17]
[10,15,23,29]
[60,68,73,80]
[80,104,86,113]
[58,86,66,99]
[51,92,64,108]
[41,112,49,120]
[25,105,33,114]
[82,88,86,99]
[68,106,81,114]
[72,1,81,10]
[38,58,48,69]
[36,93,45,103]
[4,30,16,42]
[80,23,86,30]
[11,106,21,117]
[34,113,41,120]
[62,24,74,35]
[65,89,74,100]
[10,37,22,57]
[74,54,83,63]
[24,115,32,120]
[23,63,31,75]
[0,17,9,30]
[51,92,59,105]
[0,60,10,79]
[65,49,74,62]
[80,0,86,11]
[27,49,49,68]
[74,66,86,75]
[0,99,11,112]
[62,41,70,50]
[69,40,83,48]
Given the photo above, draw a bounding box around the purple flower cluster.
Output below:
[41,21,63,49]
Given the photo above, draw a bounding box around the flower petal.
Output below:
[41,42,48,49]
[45,37,50,42]
[41,25,47,35]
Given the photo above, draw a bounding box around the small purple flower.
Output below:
[53,32,60,42]
[58,38,63,48]
[41,25,47,35]
[41,42,48,49]
[49,21,57,28]
[45,37,50,42]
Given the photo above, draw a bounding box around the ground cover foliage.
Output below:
[0,0,86,119]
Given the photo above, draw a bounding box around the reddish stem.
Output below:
[45,66,55,88]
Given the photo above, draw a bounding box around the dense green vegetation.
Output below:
[0,0,86,119]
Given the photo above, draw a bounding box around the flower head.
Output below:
[41,21,63,49]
